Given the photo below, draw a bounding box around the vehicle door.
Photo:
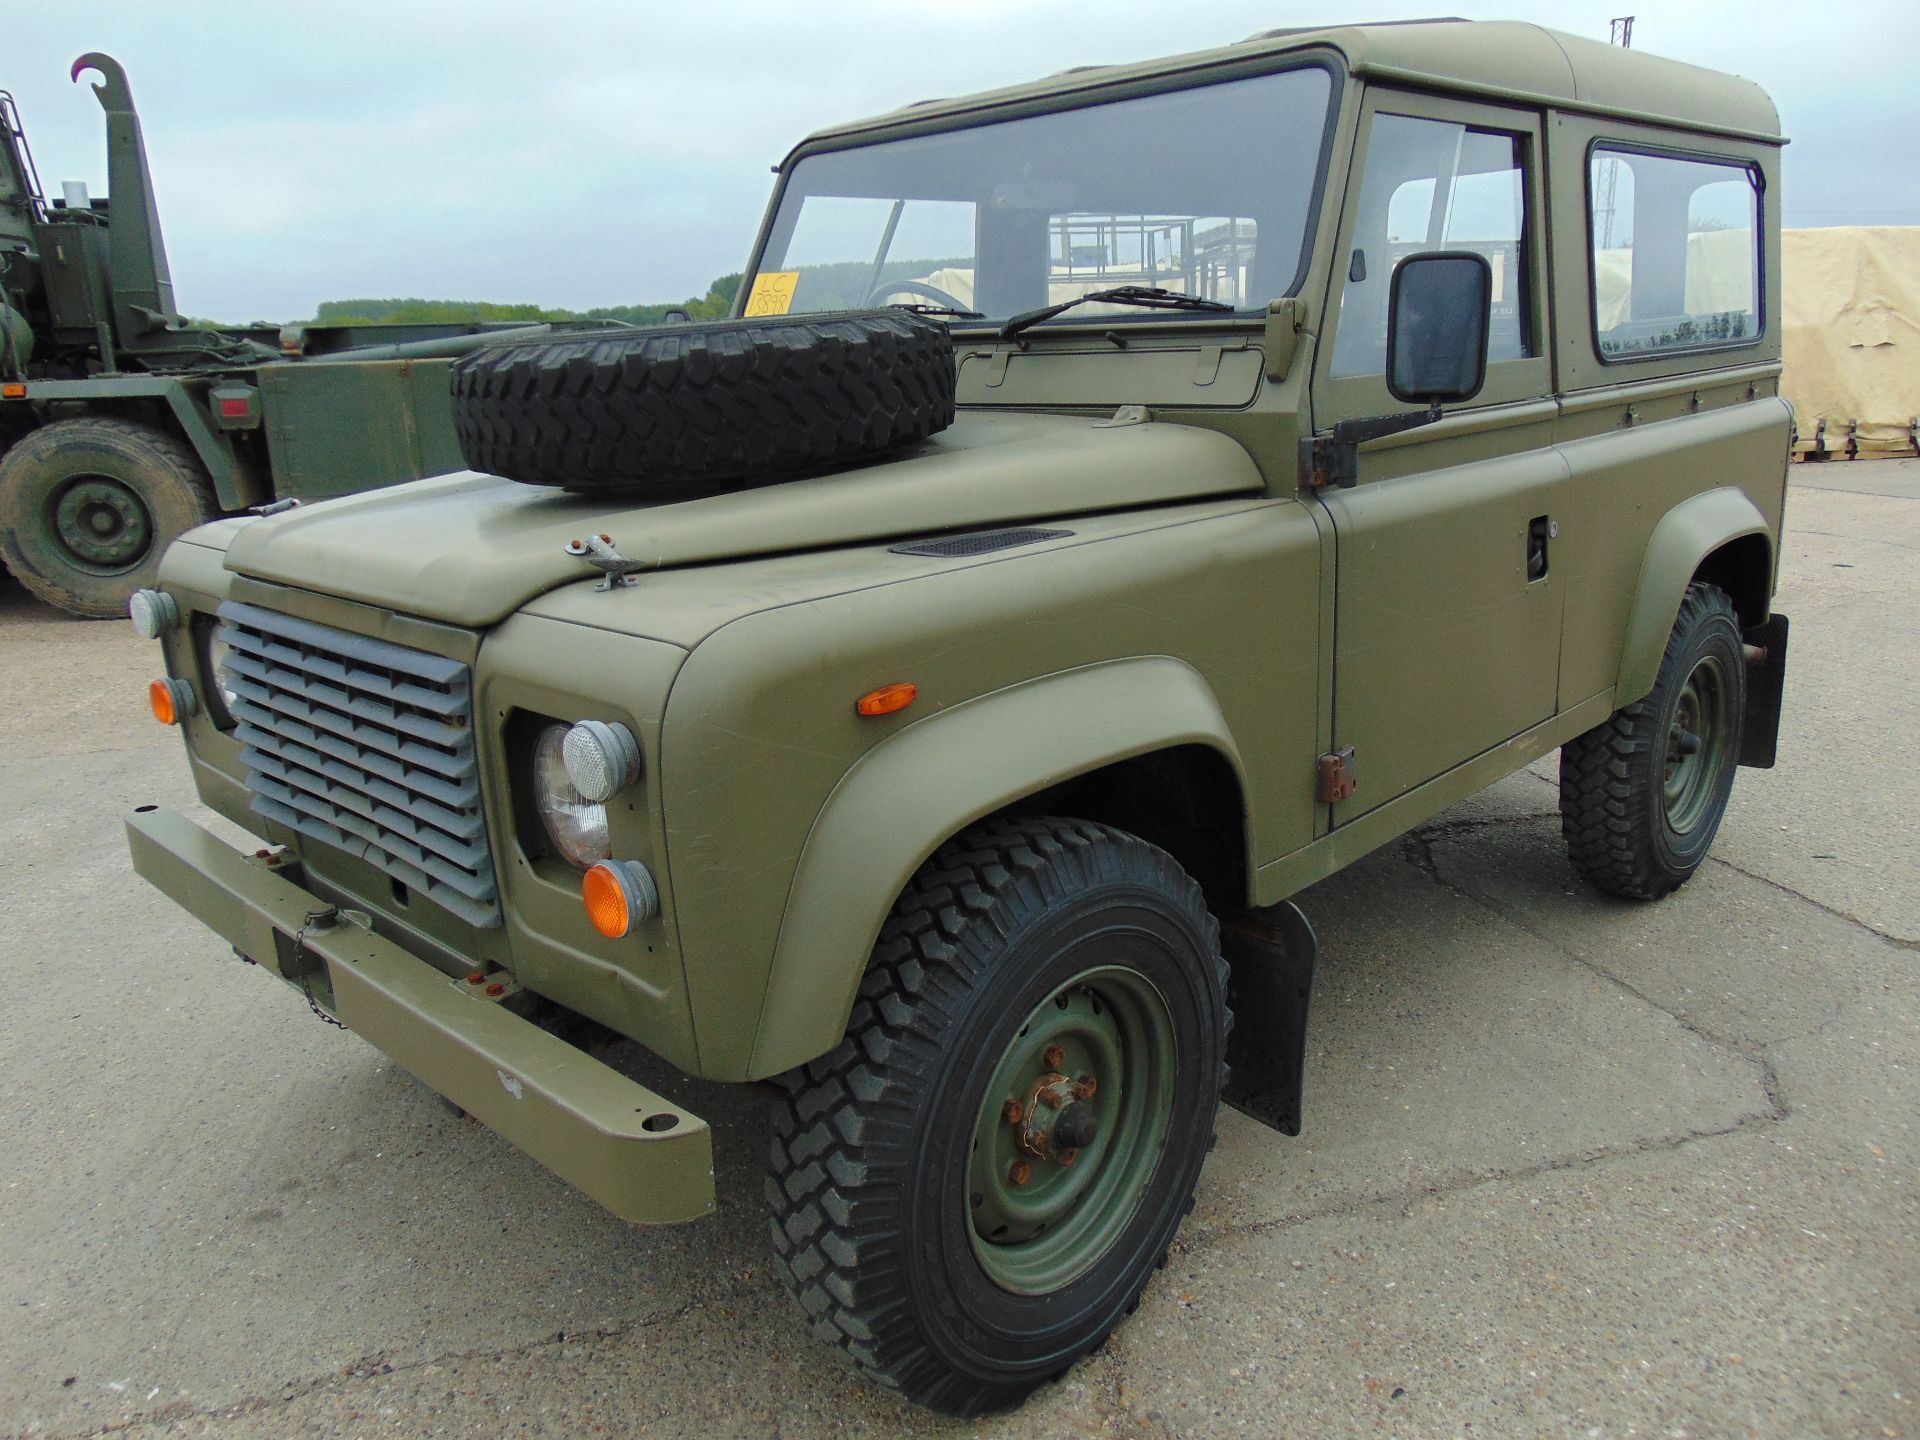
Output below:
[1309,91,1565,821]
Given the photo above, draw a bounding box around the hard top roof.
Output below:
[792,19,1782,155]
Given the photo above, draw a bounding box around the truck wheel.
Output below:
[0,419,215,619]
[766,816,1228,1416]
[1560,582,1747,899]
[448,310,955,493]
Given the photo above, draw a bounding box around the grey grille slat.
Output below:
[222,629,469,719]
[217,601,500,928]
[248,771,491,884]
[225,653,471,751]
[250,796,499,930]
[228,683,468,782]
[233,718,478,810]
[241,746,487,859]
[219,602,467,685]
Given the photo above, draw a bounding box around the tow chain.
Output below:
[291,906,347,1030]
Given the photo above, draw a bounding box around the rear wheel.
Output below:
[0,418,215,619]
[1560,582,1746,899]
[766,816,1228,1415]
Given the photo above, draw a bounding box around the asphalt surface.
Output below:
[1,464,1914,1440]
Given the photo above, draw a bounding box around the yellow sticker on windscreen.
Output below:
[744,271,800,317]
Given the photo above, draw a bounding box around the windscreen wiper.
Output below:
[998,285,1234,340]
[888,302,984,319]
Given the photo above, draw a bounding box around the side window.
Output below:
[1332,113,1531,378]
[1589,147,1760,359]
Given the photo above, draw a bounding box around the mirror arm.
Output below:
[1303,401,1442,489]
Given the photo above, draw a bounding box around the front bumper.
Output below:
[126,805,715,1225]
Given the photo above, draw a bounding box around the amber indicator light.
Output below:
[582,862,631,939]
[855,682,918,717]
[0,383,25,400]
[148,679,179,726]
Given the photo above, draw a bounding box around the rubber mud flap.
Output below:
[448,309,956,493]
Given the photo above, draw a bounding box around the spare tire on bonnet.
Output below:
[448,309,957,493]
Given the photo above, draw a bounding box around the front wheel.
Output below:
[766,816,1228,1416]
[1560,582,1747,899]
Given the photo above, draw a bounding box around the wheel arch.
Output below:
[743,656,1251,1078]
[1616,487,1773,705]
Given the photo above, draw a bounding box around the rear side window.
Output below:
[1589,146,1761,360]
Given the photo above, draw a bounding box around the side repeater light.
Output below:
[855,682,918,717]
[148,676,197,726]
[583,859,660,938]
[562,720,642,803]
[129,588,181,638]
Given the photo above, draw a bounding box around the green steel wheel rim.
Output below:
[51,474,153,571]
[965,964,1176,1296]
[1663,652,1734,836]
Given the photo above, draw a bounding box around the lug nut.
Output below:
[1043,1044,1065,1070]
[1009,1160,1032,1186]
[1060,1149,1079,1168]
[1074,1074,1098,1100]
[1002,1099,1023,1125]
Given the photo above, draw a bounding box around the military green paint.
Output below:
[219,414,1267,629]
[746,657,1249,1078]
[471,614,704,1074]
[785,22,1779,176]
[256,360,466,499]
[1613,486,1774,704]
[125,806,715,1225]
[131,22,1793,1226]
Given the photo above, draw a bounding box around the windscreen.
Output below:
[746,66,1335,328]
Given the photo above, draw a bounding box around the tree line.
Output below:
[309,274,743,327]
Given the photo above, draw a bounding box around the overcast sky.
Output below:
[10,1,1916,321]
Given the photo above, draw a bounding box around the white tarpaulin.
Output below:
[1782,227,1919,457]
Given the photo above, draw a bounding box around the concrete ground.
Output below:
[0,464,1914,1440]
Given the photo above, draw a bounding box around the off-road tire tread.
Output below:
[764,815,1227,1416]
[1559,582,1741,899]
[449,310,956,492]
[0,417,216,618]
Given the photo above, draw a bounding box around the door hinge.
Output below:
[1299,402,1444,491]
[1316,747,1358,805]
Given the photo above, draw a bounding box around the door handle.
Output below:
[1527,515,1552,581]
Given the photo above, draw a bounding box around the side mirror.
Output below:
[1386,251,1492,406]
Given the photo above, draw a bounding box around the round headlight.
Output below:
[562,720,642,803]
[532,723,611,868]
[205,630,240,717]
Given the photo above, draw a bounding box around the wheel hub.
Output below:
[54,476,151,569]
[965,966,1175,1295]
[1662,655,1730,834]
[1009,1061,1100,1163]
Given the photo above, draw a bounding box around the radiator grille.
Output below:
[215,601,500,928]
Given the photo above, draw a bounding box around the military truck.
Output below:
[123,19,1791,1415]
[0,54,574,617]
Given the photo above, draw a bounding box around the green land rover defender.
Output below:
[125,19,1790,1415]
